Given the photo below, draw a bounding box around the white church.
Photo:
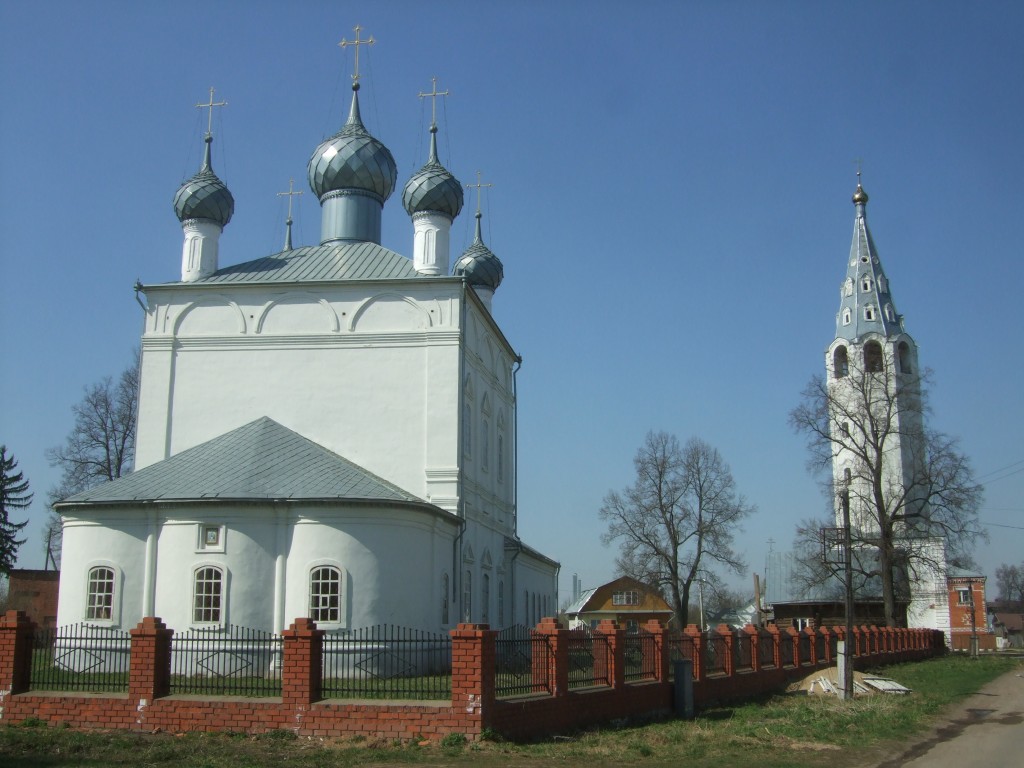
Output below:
[54,37,559,634]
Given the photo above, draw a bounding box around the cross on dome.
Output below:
[466,171,494,216]
[195,87,227,136]
[339,25,375,85]
[419,76,450,128]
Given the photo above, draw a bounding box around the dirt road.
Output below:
[873,663,1024,767]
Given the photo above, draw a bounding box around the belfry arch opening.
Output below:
[864,341,883,373]
[898,341,912,373]
[833,346,849,378]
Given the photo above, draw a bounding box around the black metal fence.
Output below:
[735,632,753,671]
[495,624,549,697]
[29,623,131,692]
[705,631,729,676]
[667,630,696,681]
[321,625,451,700]
[623,629,655,682]
[758,631,776,668]
[778,630,795,667]
[169,625,283,696]
[566,626,610,689]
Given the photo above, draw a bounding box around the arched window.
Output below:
[482,574,490,623]
[864,341,883,372]
[898,341,912,373]
[841,422,850,437]
[861,276,873,292]
[842,308,852,326]
[193,566,224,624]
[309,566,341,623]
[86,566,115,621]
[463,570,473,622]
[885,303,896,322]
[833,346,849,378]
[441,573,450,625]
[864,305,876,321]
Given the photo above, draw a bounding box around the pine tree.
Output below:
[0,445,33,574]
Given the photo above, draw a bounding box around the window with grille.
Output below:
[309,566,341,623]
[86,566,115,621]
[612,590,641,606]
[193,566,223,624]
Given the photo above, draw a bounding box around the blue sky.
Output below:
[2,1,1022,603]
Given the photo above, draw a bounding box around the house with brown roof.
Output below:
[563,576,674,631]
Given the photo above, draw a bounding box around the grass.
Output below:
[1,654,1019,767]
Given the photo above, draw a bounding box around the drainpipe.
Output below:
[512,355,522,537]
[455,279,468,622]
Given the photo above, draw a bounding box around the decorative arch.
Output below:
[173,296,247,336]
[348,293,432,332]
[256,293,340,334]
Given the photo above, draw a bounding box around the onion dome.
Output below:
[307,84,397,203]
[173,135,234,226]
[852,183,869,205]
[453,212,503,289]
[402,126,464,218]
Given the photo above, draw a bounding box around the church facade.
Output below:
[54,43,558,635]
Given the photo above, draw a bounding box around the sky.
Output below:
[1,1,1022,605]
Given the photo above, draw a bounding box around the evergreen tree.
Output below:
[0,445,33,574]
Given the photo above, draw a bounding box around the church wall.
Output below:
[57,502,459,633]
[136,283,468,505]
[57,513,148,629]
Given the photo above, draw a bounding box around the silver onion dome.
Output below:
[453,212,503,289]
[173,135,234,226]
[402,127,463,218]
[308,85,397,203]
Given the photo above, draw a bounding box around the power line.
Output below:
[975,458,1024,483]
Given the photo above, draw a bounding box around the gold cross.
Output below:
[277,178,303,220]
[339,25,375,83]
[195,87,227,135]
[466,171,494,215]
[418,77,450,126]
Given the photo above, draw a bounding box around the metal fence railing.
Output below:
[667,630,696,681]
[734,632,753,671]
[758,632,777,668]
[566,626,609,689]
[798,632,812,665]
[321,625,451,700]
[29,623,131,693]
[495,624,549,697]
[169,625,283,697]
[778,631,795,667]
[705,632,729,676]
[623,629,655,682]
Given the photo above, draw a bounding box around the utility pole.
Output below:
[841,489,855,699]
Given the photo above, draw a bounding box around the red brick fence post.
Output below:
[0,610,34,697]
[595,620,625,689]
[451,623,495,736]
[534,618,568,696]
[129,617,172,702]
[281,618,323,707]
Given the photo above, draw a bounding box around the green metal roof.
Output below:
[57,417,423,505]
[164,241,420,286]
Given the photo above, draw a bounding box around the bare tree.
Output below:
[599,432,754,626]
[44,355,140,564]
[789,349,984,626]
[995,563,1024,603]
[0,445,33,574]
